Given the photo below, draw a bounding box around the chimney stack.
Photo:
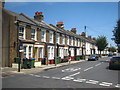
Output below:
[81,32,86,37]
[71,28,77,34]
[56,22,64,29]
[88,36,92,39]
[0,0,5,8]
[93,37,96,40]
[34,11,44,22]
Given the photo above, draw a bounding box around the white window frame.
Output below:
[23,45,33,58]
[49,31,53,43]
[51,47,54,59]
[23,46,27,58]
[29,46,32,58]
[75,38,77,46]
[48,47,50,59]
[78,39,80,47]
[31,28,37,41]
[67,36,69,45]
[41,30,46,42]
[56,33,60,44]
[62,34,65,44]
[19,26,25,39]
[61,48,64,58]
[48,46,54,59]
[71,37,73,46]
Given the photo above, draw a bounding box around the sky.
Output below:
[4,2,118,47]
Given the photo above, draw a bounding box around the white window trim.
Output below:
[23,44,33,58]
[71,37,73,46]
[49,31,53,43]
[67,36,69,45]
[56,33,60,44]
[48,46,54,59]
[62,34,65,44]
[41,30,46,42]
[77,39,79,46]
[75,38,77,46]
[19,26,26,39]
[31,28,37,41]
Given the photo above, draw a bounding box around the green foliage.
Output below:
[112,19,120,45]
[108,47,116,53]
[96,36,108,52]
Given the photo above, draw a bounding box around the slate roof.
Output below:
[3,8,96,44]
[3,8,36,25]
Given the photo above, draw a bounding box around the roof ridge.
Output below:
[41,22,57,31]
[20,13,56,31]
[20,13,39,25]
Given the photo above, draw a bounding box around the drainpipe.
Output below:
[54,30,57,66]
[14,20,21,72]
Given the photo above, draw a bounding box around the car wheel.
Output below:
[109,66,112,70]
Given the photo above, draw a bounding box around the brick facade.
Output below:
[2,8,100,67]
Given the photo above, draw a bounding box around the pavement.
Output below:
[1,60,86,75]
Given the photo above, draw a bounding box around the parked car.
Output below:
[88,54,99,61]
[108,53,113,57]
[113,53,117,56]
[109,56,120,70]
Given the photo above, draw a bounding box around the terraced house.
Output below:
[2,6,98,67]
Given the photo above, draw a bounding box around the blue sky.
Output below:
[5,2,118,46]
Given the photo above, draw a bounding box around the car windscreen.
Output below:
[111,57,120,62]
[90,55,96,58]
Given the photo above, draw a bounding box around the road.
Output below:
[2,57,120,88]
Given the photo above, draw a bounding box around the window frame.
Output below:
[31,28,37,41]
[56,33,60,44]
[19,26,25,39]
[62,34,65,44]
[41,30,46,42]
[49,31,53,43]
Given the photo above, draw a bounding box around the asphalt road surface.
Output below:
[2,57,120,88]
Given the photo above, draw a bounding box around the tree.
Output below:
[108,47,116,53]
[113,20,120,44]
[96,36,108,55]
[112,19,120,52]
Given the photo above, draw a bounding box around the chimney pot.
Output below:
[56,22,64,29]
[88,36,92,39]
[39,12,43,15]
[57,22,63,25]
[34,11,44,22]
[81,32,86,37]
[71,28,77,34]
